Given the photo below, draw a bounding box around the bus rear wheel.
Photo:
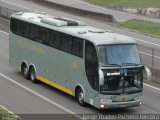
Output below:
[29,67,39,83]
[76,88,86,107]
[21,64,29,80]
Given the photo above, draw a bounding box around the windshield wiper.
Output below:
[108,64,121,67]
[122,63,140,66]
[100,64,121,67]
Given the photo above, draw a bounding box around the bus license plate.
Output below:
[120,104,127,108]
[118,95,128,99]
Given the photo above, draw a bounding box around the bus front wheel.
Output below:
[29,67,39,83]
[76,88,86,107]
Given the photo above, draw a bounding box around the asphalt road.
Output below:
[0,0,160,119]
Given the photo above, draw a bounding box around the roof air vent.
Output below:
[15,12,23,15]
[55,17,78,26]
[78,31,87,34]
[41,18,67,27]
[41,17,86,27]
[54,17,86,26]
[88,30,106,33]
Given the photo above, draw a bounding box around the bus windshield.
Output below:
[98,44,141,66]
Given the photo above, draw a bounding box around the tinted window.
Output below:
[71,37,83,58]
[29,24,40,42]
[22,22,29,38]
[10,18,15,33]
[10,18,83,58]
[39,27,49,45]
[49,30,61,49]
[10,18,17,33]
[10,18,22,35]
[61,34,72,53]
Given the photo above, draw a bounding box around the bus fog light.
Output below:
[100,105,105,108]
[140,102,142,105]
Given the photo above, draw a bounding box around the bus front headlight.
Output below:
[100,104,105,108]
[134,96,142,101]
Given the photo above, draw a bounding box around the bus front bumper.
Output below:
[99,100,142,109]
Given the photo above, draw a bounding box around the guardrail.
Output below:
[138,44,160,83]
[0,6,160,82]
[138,44,160,69]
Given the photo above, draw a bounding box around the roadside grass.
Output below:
[0,106,22,120]
[85,0,160,8]
[117,20,160,37]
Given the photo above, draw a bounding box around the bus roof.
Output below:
[11,12,136,45]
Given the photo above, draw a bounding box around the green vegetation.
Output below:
[83,0,160,37]
[85,0,160,8]
[0,106,22,120]
[117,20,160,37]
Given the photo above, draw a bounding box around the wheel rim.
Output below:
[79,92,84,104]
[30,70,35,81]
[23,67,28,77]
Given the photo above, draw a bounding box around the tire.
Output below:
[21,64,29,80]
[29,67,39,83]
[76,88,86,107]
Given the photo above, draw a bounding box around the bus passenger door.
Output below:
[85,41,99,104]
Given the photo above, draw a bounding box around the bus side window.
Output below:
[60,34,72,53]
[29,24,40,42]
[54,32,62,49]
[10,18,16,33]
[18,20,23,36]
[85,41,99,91]
[10,18,22,35]
[22,21,29,38]
[71,37,83,58]
[48,30,55,47]
[49,30,61,49]
[40,27,49,45]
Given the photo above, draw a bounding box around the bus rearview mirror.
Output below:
[99,69,104,85]
[144,66,152,81]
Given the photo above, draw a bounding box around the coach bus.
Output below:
[9,12,151,109]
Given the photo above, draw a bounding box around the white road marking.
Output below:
[139,51,160,59]
[0,73,81,119]
[0,105,20,119]
[1,0,35,11]
[0,105,14,115]
[133,38,160,47]
[144,83,160,91]
[0,30,9,35]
